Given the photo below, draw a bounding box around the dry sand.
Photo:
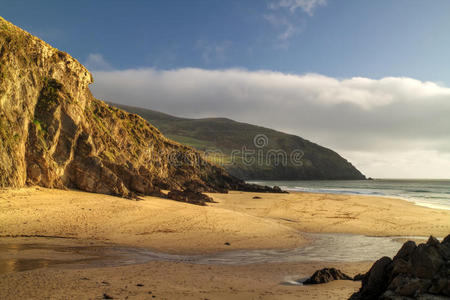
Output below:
[209,191,450,238]
[0,187,449,299]
[0,188,303,254]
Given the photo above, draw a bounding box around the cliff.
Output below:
[0,17,263,198]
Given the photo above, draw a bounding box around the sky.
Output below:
[2,0,450,178]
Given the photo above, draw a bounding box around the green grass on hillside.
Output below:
[110,102,366,180]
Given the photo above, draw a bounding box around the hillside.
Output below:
[112,103,366,180]
[0,16,272,198]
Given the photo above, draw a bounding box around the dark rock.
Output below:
[411,243,444,279]
[349,234,450,300]
[427,236,440,247]
[393,241,416,261]
[443,235,450,245]
[224,242,231,246]
[391,258,412,276]
[303,268,353,285]
[136,283,144,287]
[272,186,282,193]
[103,294,113,299]
[252,196,262,199]
[361,257,393,299]
[353,273,365,281]
[388,275,431,297]
[167,189,214,206]
[235,183,288,193]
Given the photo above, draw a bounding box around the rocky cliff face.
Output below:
[0,17,259,197]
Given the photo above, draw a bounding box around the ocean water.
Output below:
[250,179,450,210]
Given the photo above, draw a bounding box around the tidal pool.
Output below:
[0,233,423,274]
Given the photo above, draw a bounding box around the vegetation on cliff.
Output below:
[0,16,272,198]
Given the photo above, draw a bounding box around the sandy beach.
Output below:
[1,187,449,299]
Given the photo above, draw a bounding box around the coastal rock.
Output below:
[349,235,450,300]
[303,268,353,284]
[236,183,287,193]
[0,17,283,199]
[167,189,215,206]
[353,273,365,281]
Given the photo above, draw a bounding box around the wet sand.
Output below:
[0,249,371,300]
[1,187,449,299]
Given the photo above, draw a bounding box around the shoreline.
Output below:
[1,187,449,299]
[290,190,450,211]
[1,187,449,254]
[249,179,450,211]
[208,190,450,239]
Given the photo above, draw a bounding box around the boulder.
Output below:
[349,235,450,300]
[303,268,353,285]
[236,183,288,193]
[353,273,365,281]
[167,189,215,206]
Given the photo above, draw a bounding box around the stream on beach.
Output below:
[0,233,425,275]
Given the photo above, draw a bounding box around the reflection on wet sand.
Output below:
[0,233,418,275]
[0,258,51,274]
[0,243,107,274]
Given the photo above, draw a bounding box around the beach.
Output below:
[1,188,449,299]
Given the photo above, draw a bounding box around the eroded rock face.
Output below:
[0,17,273,198]
[349,235,450,300]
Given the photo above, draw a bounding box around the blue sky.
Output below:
[3,0,450,84]
[2,0,450,178]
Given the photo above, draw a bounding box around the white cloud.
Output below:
[269,0,327,16]
[84,53,113,71]
[89,67,450,178]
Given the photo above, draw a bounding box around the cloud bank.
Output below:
[90,67,450,178]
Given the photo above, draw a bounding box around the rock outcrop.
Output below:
[167,189,215,206]
[0,17,280,198]
[349,235,450,300]
[303,268,353,285]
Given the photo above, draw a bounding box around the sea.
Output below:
[249,179,450,211]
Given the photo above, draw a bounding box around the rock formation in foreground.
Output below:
[302,268,353,285]
[0,17,278,199]
[349,235,450,300]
